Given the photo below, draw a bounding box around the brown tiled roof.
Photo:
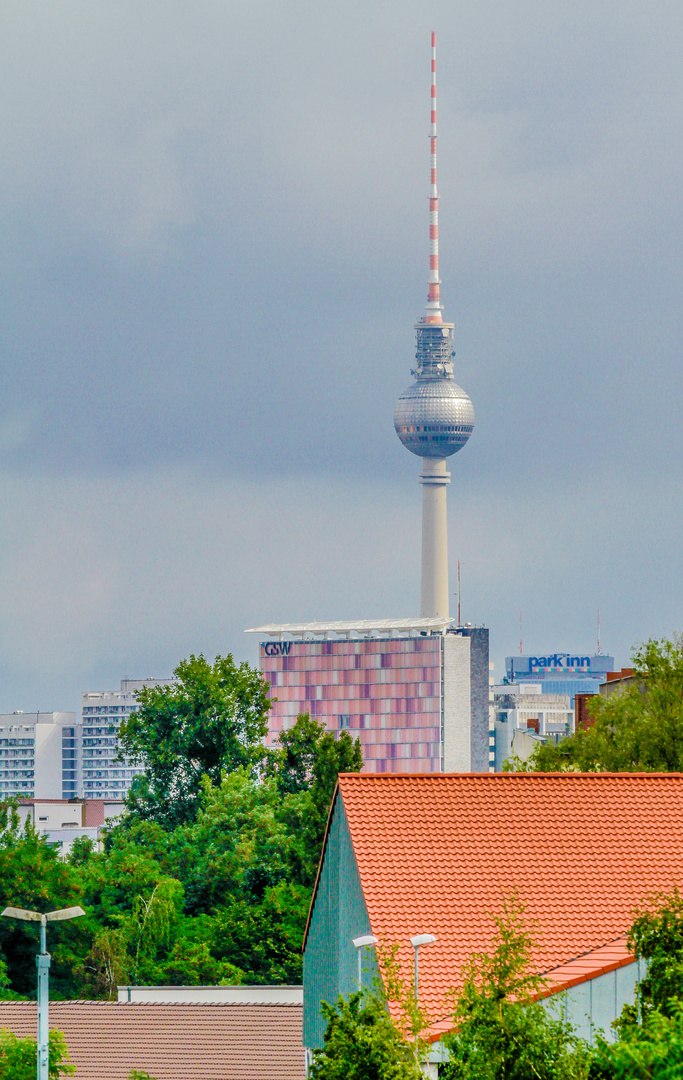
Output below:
[0,1001,305,1080]
[328,772,683,1020]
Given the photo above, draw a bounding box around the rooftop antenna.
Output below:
[519,610,523,656]
[425,30,442,325]
[597,609,601,655]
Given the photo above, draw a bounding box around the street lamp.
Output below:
[409,933,436,1001]
[352,934,379,991]
[2,905,85,1080]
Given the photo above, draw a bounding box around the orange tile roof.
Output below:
[0,1001,305,1080]
[422,937,637,1043]
[331,772,683,1021]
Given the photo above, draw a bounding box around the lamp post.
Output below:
[2,905,85,1080]
[409,933,436,1002]
[352,934,379,991]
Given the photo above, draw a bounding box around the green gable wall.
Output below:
[303,793,375,1049]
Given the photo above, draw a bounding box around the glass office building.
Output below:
[249,619,489,774]
[504,653,615,708]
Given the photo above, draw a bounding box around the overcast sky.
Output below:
[1,0,682,711]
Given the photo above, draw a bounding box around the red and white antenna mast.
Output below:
[597,609,601,655]
[519,611,523,656]
[425,31,442,325]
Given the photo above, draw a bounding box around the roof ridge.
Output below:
[540,934,630,974]
[0,1000,303,1008]
[337,771,683,779]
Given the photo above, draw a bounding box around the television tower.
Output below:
[394,33,474,618]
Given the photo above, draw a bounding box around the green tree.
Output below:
[181,770,309,982]
[516,637,683,773]
[442,895,591,1080]
[588,889,683,1077]
[0,803,83,997]
[119,653,272,827]
[17,700,362,995]
[626,887,683,1019]
[270,714,363,886]
[0,1029,73,1079]
[310,943,429,1080]
[591,1004,683,1078]
[310,992,424,1080]
[269,713,333,795]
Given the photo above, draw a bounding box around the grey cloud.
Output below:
[0,465,679,711]
[1,0,682,705]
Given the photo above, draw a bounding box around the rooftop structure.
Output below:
[303,772,683,1052]
[118,985,302,1004]
[15,798,124,854]
[245,617,452,639]
[394,33,474,618]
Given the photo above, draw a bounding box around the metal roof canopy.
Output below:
[244,617,453,640]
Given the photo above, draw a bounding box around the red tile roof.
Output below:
[330,772,683,1021]
[0,1001,305,1080]
[539,937,635,998]
[422,937,637,1043]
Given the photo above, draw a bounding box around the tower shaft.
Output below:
[420,458,450,617]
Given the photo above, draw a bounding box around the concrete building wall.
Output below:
[467,628,490,773]
[442,629,489,773]
[33,722,64,799]
[443,634,471,771]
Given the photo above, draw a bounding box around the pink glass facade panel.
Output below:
[260,637,443,774]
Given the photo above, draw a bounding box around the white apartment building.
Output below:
[0,712,77,800]
[17,798,125,854]
[80,679,172,798]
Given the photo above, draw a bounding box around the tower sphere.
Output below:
[394,377,474,458]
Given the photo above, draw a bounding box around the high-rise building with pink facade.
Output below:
[246,619,489,774]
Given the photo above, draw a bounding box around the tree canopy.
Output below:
[0,1029,73,1080]
[119,653,272,827]
[0,658,362,999]
[513,636,683,773]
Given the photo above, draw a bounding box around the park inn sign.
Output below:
[528,654,591,670]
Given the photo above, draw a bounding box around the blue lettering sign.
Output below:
[263,642,292,657]
[528,653,592,671]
